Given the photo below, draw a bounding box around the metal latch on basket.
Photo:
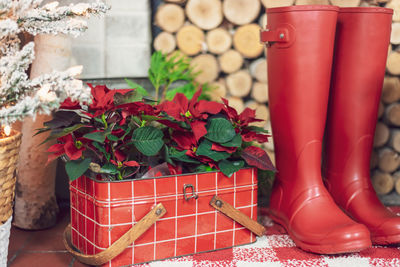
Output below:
[183,184,198,201]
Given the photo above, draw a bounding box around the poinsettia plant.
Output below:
[157,90,275,176]
[39,84,275,181]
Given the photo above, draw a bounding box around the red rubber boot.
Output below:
[323,7,398,245]
[261,5,371,254]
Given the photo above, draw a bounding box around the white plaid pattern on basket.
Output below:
[70,169,258,266]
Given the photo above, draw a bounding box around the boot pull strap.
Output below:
[260,23,296,48]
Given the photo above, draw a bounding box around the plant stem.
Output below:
[155,85,160,102]
[160,82,171,103]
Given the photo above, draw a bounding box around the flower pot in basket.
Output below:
[64,168,263,266]
[40,82,275,266]
[0,131,22,265]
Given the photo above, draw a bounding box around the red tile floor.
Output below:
[7,207,86,267]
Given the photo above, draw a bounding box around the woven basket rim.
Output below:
[0,130,21,146]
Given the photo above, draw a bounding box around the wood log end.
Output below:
[190,53,219,84]
[387,51,400,75]
[233,24,264,59]
[372,170,394,195]
[378,147,400,173]
[186,0,223,30]
[176,24,205,56]
[219,49,243,74]
[374,122,390,147]
[153,32,176,54]
[226,70,252,97]
[155,4,185,33]
[223,0,261,26]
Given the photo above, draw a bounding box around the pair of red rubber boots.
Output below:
[261,5,398,254]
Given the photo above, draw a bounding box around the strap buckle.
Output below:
[260,23,296,48]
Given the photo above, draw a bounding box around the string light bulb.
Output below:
[3,125,11,136]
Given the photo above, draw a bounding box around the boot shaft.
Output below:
[321,9,400,244]
[264,5,338,185]
[323,7,392,187]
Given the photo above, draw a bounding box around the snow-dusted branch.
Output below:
[0,19,19,39]
[0,66,91,125]
[0,0,108,125]
[0,42,34,102]
[19,1,109,37]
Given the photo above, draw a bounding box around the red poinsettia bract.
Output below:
[157,89,224,141]
[47,134,87,163]
[87,84,133,117]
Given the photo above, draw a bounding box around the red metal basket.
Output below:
[69,168,258,266]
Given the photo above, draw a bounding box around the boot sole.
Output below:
[337,203,400,246]
[269,210,372,254]
[372,233,400,245]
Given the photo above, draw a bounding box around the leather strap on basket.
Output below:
[210,195,266,237]
[63,203,166,266]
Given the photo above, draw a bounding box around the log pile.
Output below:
[373,0,400,198]
[153,0,400,183]
[372,75,400,196]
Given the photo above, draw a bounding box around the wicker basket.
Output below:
[0,130,22,224]
[0,130,22,265]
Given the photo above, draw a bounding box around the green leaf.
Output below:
[220,134,242,147]
[125,78,149,96]
[196,139,230,161]
[120,125,132,140]
[170,149,200,164]
[165,83,196,101]
[94,117,104,125]
[194,164,215,173]
[40,124,87,145]
[132,126,164,156]
[218,160,244,177]
[114,90,143,105]
[163,145,174,165]
[205,118,236,143]
[199,82,212,101]
[92,141,111,161]
[65,158,91,181]
[100,163,119,175]
[107,134,119,141]
[34,127,51,137]
[141,115,160,122]
[246,126,270,134]
[44,111,80,129]
[84,131,106,143]
[148,51,168,89]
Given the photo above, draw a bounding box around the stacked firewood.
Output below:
[372,0,400,196]
[152,0,398,174]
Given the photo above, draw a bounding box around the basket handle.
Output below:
[63,203,167,266]
[210,195,265,237]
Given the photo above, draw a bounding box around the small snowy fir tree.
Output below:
[0,0,108,131]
